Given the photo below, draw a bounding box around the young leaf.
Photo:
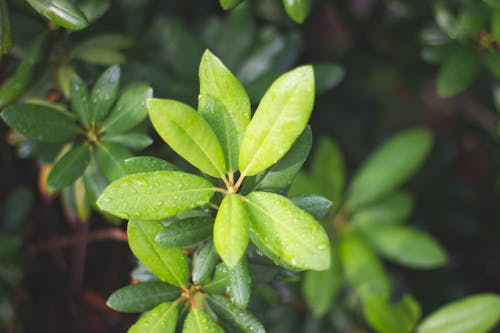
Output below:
[96,141,132,181]
[245,191,330,270]
[239,66,315,176]
[103,84,153,134]
[97,171,214,220]
[227,257,251,308]
[219,0,243,10]
[155,216,214,248]
[47,144,90,190]
[214,194,250,268]
[147,98,226,178]
[360,225,448,269]
[25,0,89,30]
[127,220,189,287]
[339,229,390,298]
[348,128,433,210]
[1,104,79,143]
[128,301,178,333]
[283,0,312,24]
[183,308,225,333]
[125,156,178,174]
[291,194,333,221]
[437,48,479,97]
[207,295,265,333]
[70,73,91,126]
[106,281,181,313]
[416,294,500,333]
[352,192,414,227]
[90,65,120,123]
[192,240,220,285]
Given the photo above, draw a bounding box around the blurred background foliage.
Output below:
[0,0,499,332]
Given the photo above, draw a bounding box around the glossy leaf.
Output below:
[107,281,181,313]
[339,229,390,298]
[70,73,91,126]
[192,240,220,285]
[214,194,250,268]
[103,84,152,134]
[103,132,153,152]
[291,194,333,221]
[183,309,225,333]
[124,156,178,174]
[156,217,214,247]
[283,0,312,23]
[437,48,479,97]
[203,263,230,294]
[127,220,189,287]
[90,65,120,123]
[79,0,110,23]
[147,98,226,178]
[227,257,251,308]
[416,294,500,333]
[128,301,178,333]
[47,144,90,190]
[348,128,433,210]
[361,225,448,269]
[246,191,330,270]
[96,141,132,181]
[26,0,88,30]
[352,192,414,227]
[1,104,79,143]
[239,66,315,176]
[314,63,345,95]
[97,171,214,220]
[208,295,265,333]
[219,0,243,10]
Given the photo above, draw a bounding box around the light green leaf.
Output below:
[214,194,250,268]
[106,281,181,313]
[219,0,243,10]
[245,191,330,270]
[437,48,479,97]
[227,257,251,308]
[147,98,226,178]
[90,65,120,123]
[339,229,390,298]
[208,295,265,333]
[103,84,152,134]
[1,104,79,143]
[360,225,448,269]
[192,240,220,285]
[416,294,500,333]
[96,141,132,181]
[127,220,189,287]
[128,301,178,333]
[283,0,312,23]
[103,132,152,152]
[47,144,90,191]
[26,0,88,30]
[156,217,214,248]
[183,309,225,333]
[70,73,91,126]
[352,192,414,227]
[124,156,178,174]
[239,66,315,176]
[290,194,332,221]
[348,128,433,210]
[97,171,214,220]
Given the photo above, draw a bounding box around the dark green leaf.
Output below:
[283,0,312,23]
[227,257,251,309]
[155,217,214,247]
[0,235,22,261]
[2,187,33,233]
[437,48,479,97]
[106,281,181,313]
[25,0,88,30]
[47,144,90,190]
[183,308,225,333]
[493,9,500,39]
[70,73,91,126]
[203,263,229,294]
[486,51,500,79]
[433,1,457,36]
[313,63,345,95]
[192,240,220,285]
[124,156,178,174]
[484,0,500,9]
[454,2,489,39]
[208,295,265,333]
[73,34,133,65]
[0,0,12,57]
[90,65,120,123]
[128,301,178,333]
[96,141,132,181]
[83,154,108,206]
[219,0,243,10]
[291,194,333,221]
[128,220,189,287]
[78,0,110,23]
[352,192,414,227]
[97,171,214,220]
[103,132,153,151]
[1,104,79,143]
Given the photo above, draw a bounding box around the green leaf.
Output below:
[147,98,227,178]
[25,0,88,30]
[454,2,489,39]
[125,156,178,174]
[183,309,225,333]
[70,73,91,126]
[227,257,251,308]
[283,0,312,23]
[103,84,152,134]
[155,217,214,248]
[303,248,343,317]
[47,144,90,191]
[203,263,229,294]
[486,51,500,79]
[78,0,110,23]
[348,128,433,210]
[96,141,132,181]
[492,10,500,40]
[437,48,479,97]
[103,132,153,151]
[310,137,345,210]
[339,229,390,298]
[249,126,312,193]
[57,65,74,99]
[207,295,265,333]
[219,0,243,10]
[83,155,108,206]
[97,171,214,220]
[106,281,181,313]
[0,0,12,58]
[362,293,421,333]
[416,294,500,333]
[433,1,457,36]
[362,225,448,269]
[239,66,315,176]
[214,194,250,268]
[90,65,120,123]
[192,240,220,285]
[290,194,332,221]
[128,301,178,333]
[127,220,189,287]
[484,0,500,9]
[313,63,345,95]
[1,104,79,143]
[245,191,330,270]
[352,192,414,227]
[73,34,133,66]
